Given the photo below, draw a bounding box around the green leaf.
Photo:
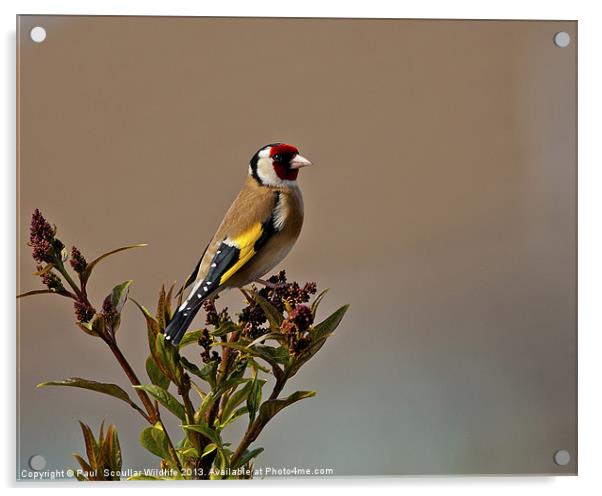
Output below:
[258,391,316,424]
[165,284,175,317]
[100,281,132,335]
[81,244,147,285]
[156,285,168,331]
[78,421,98,468]
[225,357,247,382]
[178,329,203,348]
[73,454,93,474]
[218,342,284,381]
[96,421,107,468]
[38,378,145,416]
[130,298,160,356]
[247,332,287,347]
[91,314,107,336]
[247,378,263,424]
[220,406,249,429]
[216,376,249,398]
[177,447,199,462]
[134,384,186,421]
[77,320,100,337]
[32,263,55,276]
[233,448,264,469]
[175,436,190,449]
[201,443,217,458]
[140,423,169,459]
[154,332,182,383]
[182,423,222,447]
[210,321,239,337]
[311,304,349,344]
[249,291,284,330]
[33,263,55,276]
[146,355,170,389]
[127,474,165,480]
[105,425,122,471]
[249,358,271,374]
[254,344,290,365]
[195,376,247,423]
[287,304,349,377]
[194,392,215,424]
[98,420,105,445]
[179,355,205,379]
[215,447,231,473]
[130,298,159,335]
[154,283,176,332]
[97,423,121,473]
[221,380,253,422]
[16,289,58,299]
[310,288,330,317]
[110,280,132,314]
[197,359,219,388]
[183,424,221,447]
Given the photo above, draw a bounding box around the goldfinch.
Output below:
[165,143,313,345]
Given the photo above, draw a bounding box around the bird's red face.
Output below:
[250,143,313,187]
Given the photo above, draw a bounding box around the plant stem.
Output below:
[194,330,242,479]
[268,375,286,400]
[154,412,184,475]
[104,338,158,424]
[181,388,196,425]
[179,377,204,466]
[54,261,83,298]
[230,375,286,468]
[105,337,184,475]
[230,418,262,468]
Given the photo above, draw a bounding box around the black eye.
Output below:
[273,154,282,162]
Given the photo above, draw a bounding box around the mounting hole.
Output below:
[553,449,571,466]
[553,31,571,48]
[29,454,47,471]
[30,26,47,43]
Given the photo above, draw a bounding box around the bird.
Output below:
[164,143,313,345]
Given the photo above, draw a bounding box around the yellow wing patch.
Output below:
[219,222,263,285]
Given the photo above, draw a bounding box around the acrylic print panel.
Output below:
[17,16,576,479]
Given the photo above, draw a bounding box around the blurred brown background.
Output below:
[17,16,576,476]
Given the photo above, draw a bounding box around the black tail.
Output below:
[164,294,207,346]
[166,242,236,345]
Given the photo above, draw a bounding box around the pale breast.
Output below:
[226,185,304,287]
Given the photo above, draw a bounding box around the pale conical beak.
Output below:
[289,154,313,169]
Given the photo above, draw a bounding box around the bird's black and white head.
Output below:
[249,143,313,187]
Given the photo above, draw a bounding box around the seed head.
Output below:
[29,209,56,263]
[74,300,96,323]
[69,246,88,274]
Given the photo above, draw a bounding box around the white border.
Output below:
[2,1,601,495]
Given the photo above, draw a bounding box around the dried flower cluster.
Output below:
[197,327,220,364]
[70,246,88,274]
[281,304,314,355]
[29,208,61,263]
[26,210,100,323]
[238,270,317,340]
[37,265,64,292]
[74,300,96,323]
